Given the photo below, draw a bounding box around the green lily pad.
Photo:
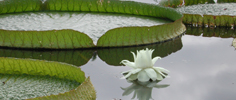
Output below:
[0,57,96,100]
[218,0,236,3]
[159,0,215,7]
[176,3,236,27]
[0,0,42,14]
[0,12,172,45]
[0,74,80,100]
[0,29,95,49]
[0,0,186,49]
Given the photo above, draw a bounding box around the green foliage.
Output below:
[184,0,215,5]
[98,37,182,66]
[159,0,184,7]
[0,29,95,49]
[0,57,96,99]
[0,0,42,14]
[0,57,85,83]
[159,0,215,7]
[28,77,96,100]
[218,0,236,3]
[0,0,185,48]
[97,18,185,47]
[183,14,236,27]
[0,74,80,99]
[43,0,182,21]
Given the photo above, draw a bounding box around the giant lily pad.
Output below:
[158,0,236,27]
[0,12,172,45]
[0,57,96,100]
[218,0,236,3]
[175,1,236,27]
[159,0,214,7]
[0,0,186,49]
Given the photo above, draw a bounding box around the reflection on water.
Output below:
[0,27,236,100]
[233,38,236,49]
[121,80,169,100]
[81,27,236,100]
[186,26,236,38]
[0,49,94,66]
[98,37,182,66]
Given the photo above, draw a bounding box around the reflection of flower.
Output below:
[121,48,169,82]
[233,38,236,49]
[121,80,169,100]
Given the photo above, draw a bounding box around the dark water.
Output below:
[80,27,236,100]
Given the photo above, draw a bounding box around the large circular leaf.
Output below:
[0,0,186,49]
[0,57,96,99]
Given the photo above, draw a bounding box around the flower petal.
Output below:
[153,67,167,78]
[121,70,131,75]
[137,70,150,82]
[131,51,136,62]
[121,84,137,96]
[155,67,170,73]
[120,60,135,68]
[127,73,138,81]
[152,56,161,66]
[121,68,142,79]
[135,49,152,68]
[153,84,170,88]
[156,72,163,80]
[144,68,157,81]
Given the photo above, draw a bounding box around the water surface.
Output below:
[81,27,236,100]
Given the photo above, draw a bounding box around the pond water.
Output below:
[80,27,236,100]
[1,26,235,100]
[0,0,235,99]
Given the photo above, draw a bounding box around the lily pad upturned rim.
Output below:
[0,0,186,49]
[0,57,96,100]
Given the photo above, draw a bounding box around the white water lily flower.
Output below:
[121,48,169,82]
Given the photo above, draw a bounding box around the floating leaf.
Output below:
[0,74,80,100]
[0,57,96,99]
[0,12,171,45]
[184,0,214,6]
[0,0,186,49]
[159,0,214,7]
[0,0,42,14]
[0,29,95,49]
[177,3,236,27]
[97,18,185,47]
[28,77,96,100]
[98,37,182,66]
[159,0,184,7]
[0,49,94,66]
[218,0,236,3]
